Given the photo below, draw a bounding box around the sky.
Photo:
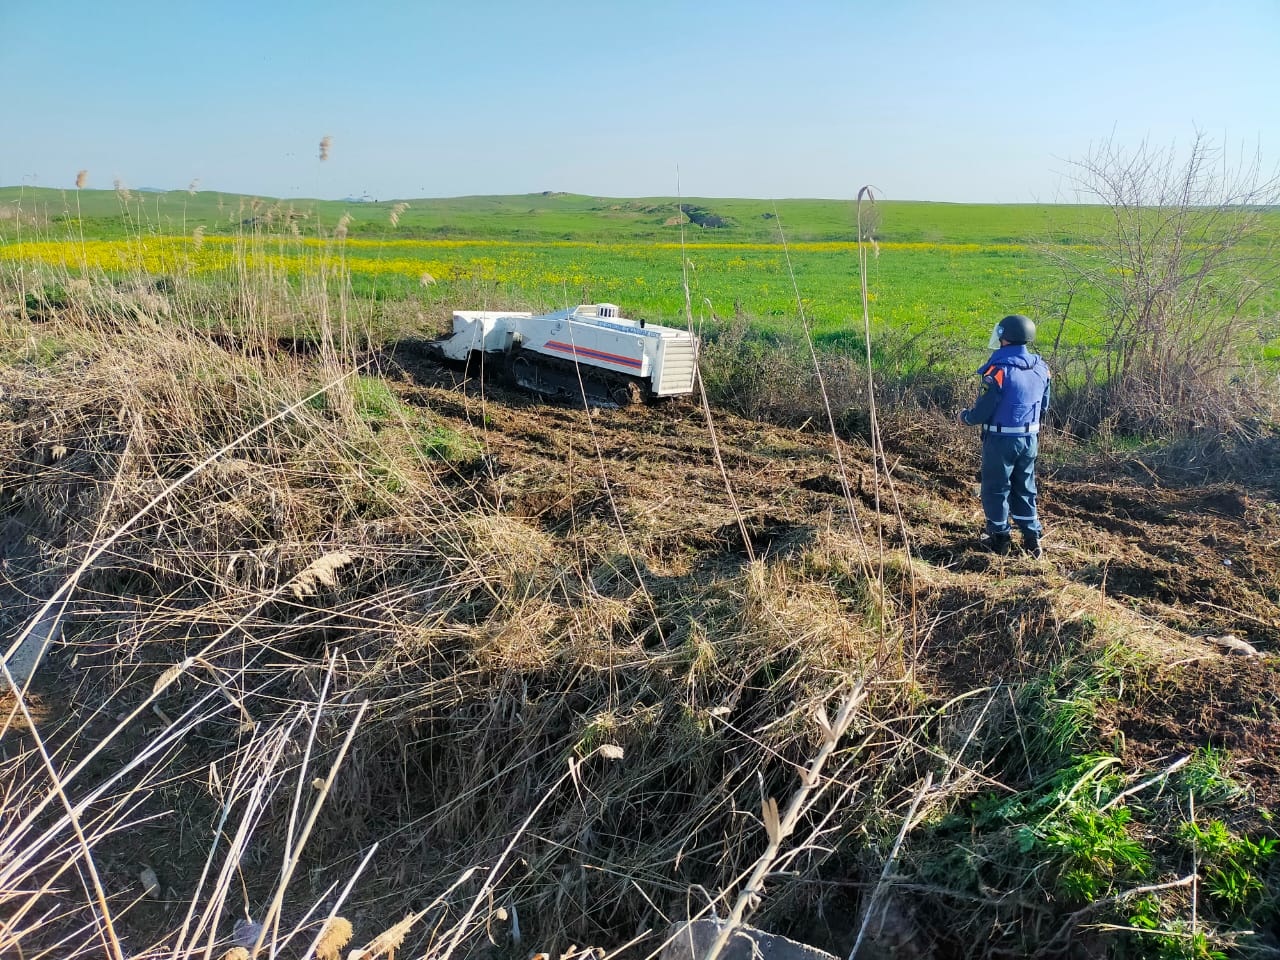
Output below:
[2,0,1278,203]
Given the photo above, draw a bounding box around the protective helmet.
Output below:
[991,314,1035,346]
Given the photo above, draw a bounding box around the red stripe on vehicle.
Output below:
[543,340,643,369]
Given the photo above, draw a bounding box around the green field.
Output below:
[3,186,1278,362]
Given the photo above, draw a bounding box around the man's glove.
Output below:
[956,410,968,425]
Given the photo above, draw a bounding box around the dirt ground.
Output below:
[387,340,1280,797]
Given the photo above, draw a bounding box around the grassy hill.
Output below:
[1,185,1154,243]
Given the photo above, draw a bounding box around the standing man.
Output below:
[956,314,1051,557]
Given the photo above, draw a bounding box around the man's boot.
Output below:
[983,533,1012,555]
[1023,531,1043,559]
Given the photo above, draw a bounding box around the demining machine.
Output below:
[429,303,698,405]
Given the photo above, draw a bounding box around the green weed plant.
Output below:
[1178,819,1277,915]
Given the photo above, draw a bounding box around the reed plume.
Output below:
[315,916,354,960]
[291,550,355,599]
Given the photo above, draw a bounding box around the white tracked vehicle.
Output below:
[429,303,699,405]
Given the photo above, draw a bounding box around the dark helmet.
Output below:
[996,314,1035,344]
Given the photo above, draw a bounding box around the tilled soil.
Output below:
[387,342,1280,791]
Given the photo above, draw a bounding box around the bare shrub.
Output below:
[1047,132,1280,438]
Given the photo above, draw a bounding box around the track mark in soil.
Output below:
[713,517,814,558]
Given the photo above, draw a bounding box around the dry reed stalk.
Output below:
[252,688,369,956]
[292,844,381,959]
[1099,754,1191,811]
[319,136,333,162]
[675,179,754,565]
[0,346,387,960]
[1038,874,1197,957]
[0,364,367,697]
[75,170,88,189]
[0,680,226,865]
[0,655,171,960]
[853,186,921,666]
[846,772,933,960]
[0,443,149,960]
[772,202,872,575]
[435,745,625,960]
[172,717,303,957]
[699,684,866,960]
[358,912,419,959]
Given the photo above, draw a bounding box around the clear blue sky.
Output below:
[2,0,1277,202]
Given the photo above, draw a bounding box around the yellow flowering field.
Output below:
[0,233,1073,342]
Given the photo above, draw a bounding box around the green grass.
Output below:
[1178,818,1277,915]
[1044,804,1152,903]
[413,423,480,462]
[351,374,401,423]
[1178,746,1247,807]
[0,333,73,367]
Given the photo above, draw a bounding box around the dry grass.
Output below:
[0,263,923,957]
[1,226,1271,960]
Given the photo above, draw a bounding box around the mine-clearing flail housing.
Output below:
[430,303,699,405]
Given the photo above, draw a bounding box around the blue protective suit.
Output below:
[959,345,1051,537]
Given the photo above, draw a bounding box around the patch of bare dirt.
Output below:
[1103,656,1280,807]
[378,348,1280,787]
